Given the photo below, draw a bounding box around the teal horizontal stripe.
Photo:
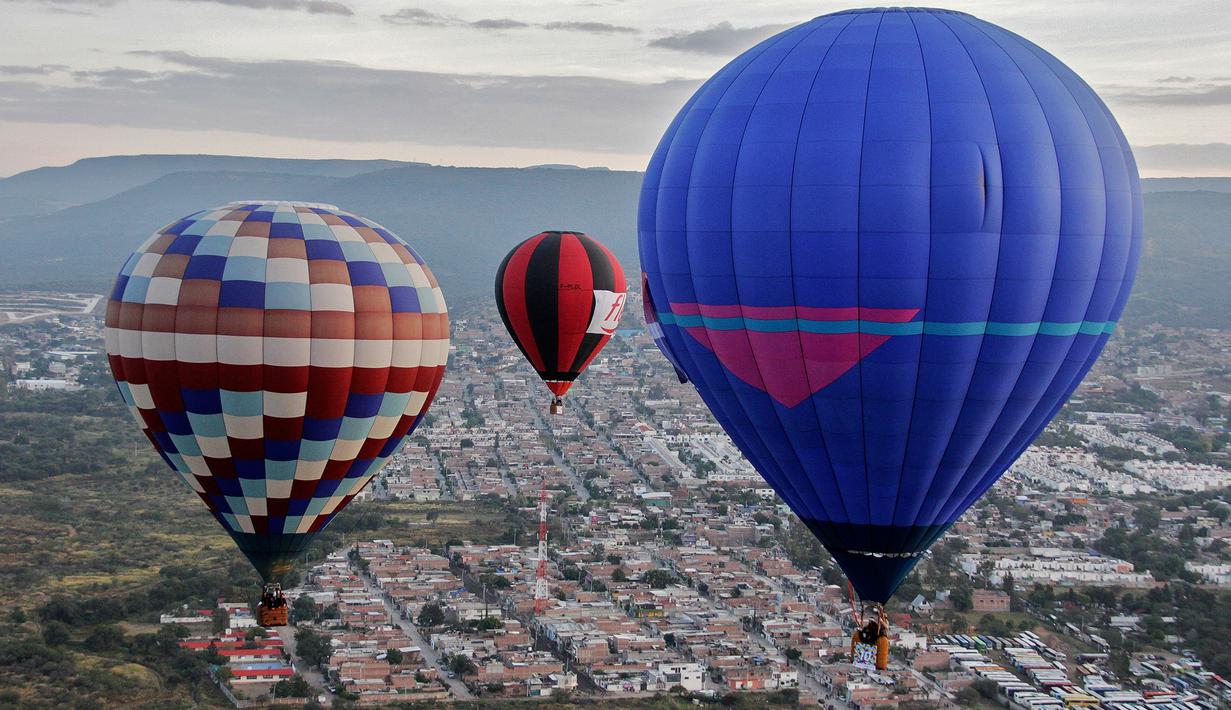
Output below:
[659,312,1117,337]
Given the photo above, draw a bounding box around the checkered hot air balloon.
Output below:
[105,201,449,582]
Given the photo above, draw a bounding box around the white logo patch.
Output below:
[587,290,626,335]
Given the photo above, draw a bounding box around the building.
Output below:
[972,590,1011,613]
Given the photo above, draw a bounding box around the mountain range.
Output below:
[0,154,1227,327]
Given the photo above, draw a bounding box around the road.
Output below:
[276,622,330,694]
[353,564,474,700]
[527,403,591,501]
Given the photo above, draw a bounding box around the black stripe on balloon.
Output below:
[578,233,615,291]
[524,233,561,375]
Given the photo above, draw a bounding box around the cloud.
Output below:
[542,21,638,34]
[379,7,638,34]
[1116,81,1231,106]
[0,52,698,155]
[169,0,353,15]
[1134,143,1231,174]
[380,7,451,26]
[70,67,160,84]
[15,0,121,5]
[469,18,530,30]
[0,65,68,76]
[649,21,787,55]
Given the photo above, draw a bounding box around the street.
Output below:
[528,403,591,501]
[354,563,475,700]
[276,621,329,694]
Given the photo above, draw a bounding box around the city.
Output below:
[3,289,1229,708]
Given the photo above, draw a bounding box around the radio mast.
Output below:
[534,479,549,614]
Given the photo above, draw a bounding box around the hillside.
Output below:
[0,154,421,219]
[0,159,643,300]
[1121,190,1231,329]
[0,155,1227,325]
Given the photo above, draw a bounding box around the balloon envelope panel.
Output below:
[638,8,1141,602]
[105,201,449,581]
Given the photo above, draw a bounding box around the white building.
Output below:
[1124,461,1231,492]
[649,662,705,691]
[13,378,82,391]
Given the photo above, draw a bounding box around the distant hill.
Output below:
[0,154,422,219]
[1121,190,1231,329]
[0,157,642,302]
[1141,177,1231,193]
[0,157,1226,327]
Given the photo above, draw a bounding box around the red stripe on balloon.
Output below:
[501,233,548,372]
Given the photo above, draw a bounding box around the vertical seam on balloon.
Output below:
[781,11,862,533]
[182,224,210,505]
[299,210,316,538]
[853,10,887,532]
[352,219,396,519]
[947,27,1125,516]
[672,24,822,522]
[723,18,843,531]
[888,9,934,534]
[934,15,1098,523]
[262,217,275,534]
[498,234,548,373]
[568,234,620,374]
[640,86,708,387]
[560,232,592,378]
[318,211,355,536]
[664,69,813,518]
[909,12,1005,530]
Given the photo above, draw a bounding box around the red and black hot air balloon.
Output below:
[495,231,626,414]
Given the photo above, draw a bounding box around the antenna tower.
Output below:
[534,479,549,614]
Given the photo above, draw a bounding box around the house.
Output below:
[973,590,1011,612]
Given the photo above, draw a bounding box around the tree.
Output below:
[386,648,403,665]
[417,602,444,627]
[784,647,802,661]
[84,624,124,651]
[41,620,70,646]
[450,654,477,676]
[1133,505,1161,533]
[205,642,225,665]
[292,595,318,623]
[295,628,332,668]
[950,585,973,612]
[643,569,676,589]
[273,674,314,698]
[211,607,230,634]
[611,568,627,583]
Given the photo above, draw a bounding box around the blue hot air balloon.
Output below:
[638,7,1141,603]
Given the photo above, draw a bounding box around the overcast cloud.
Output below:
[170,0,353,15]
[649,21,789,55]
[0,0,1228,176]
[0,52,698,155]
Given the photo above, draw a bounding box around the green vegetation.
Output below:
[0,387,524,706]
[1096,516,1201,583]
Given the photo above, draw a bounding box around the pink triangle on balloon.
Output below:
[682,308,919,408]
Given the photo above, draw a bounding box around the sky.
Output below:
[1,0,1229,177]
